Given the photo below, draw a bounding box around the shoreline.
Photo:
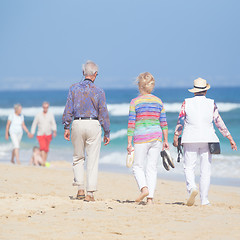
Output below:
[1,160,240,188]
[99,163,240,188]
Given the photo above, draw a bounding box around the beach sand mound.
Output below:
[0,163,240,240]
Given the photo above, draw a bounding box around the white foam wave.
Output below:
[0,102,239,117]
[0,143,13,157]
[111,129,127,140]
[0,106,64,117]
[108,102,240,115]
[216,103,240,112]
[100,152,126,166]
[107,104,130,116]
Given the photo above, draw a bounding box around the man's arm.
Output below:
[62,87,74,141]
[62,87,74,130]
[31,115,38,135]
[51,113,57,137]
[98,90,110,143]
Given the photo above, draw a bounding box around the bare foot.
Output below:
[11,160,15,164]
[135,187,149,202]
[146,198,154,205]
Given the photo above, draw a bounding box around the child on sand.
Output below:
[30,146,44,166]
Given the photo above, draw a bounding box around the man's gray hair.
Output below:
[42,101,50,106]
[82,60,99,76]
[14,103,22,111]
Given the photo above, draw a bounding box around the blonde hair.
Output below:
[137,72,155,94]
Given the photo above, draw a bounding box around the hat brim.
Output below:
[188,83,210,93]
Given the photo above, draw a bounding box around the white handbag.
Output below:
[126,149,134,168]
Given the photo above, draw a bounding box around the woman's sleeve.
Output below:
[127,100,136,136]
[160,104,168,130]
[213,103,230,137]
[174,101,186,136]
[8,114,12,121]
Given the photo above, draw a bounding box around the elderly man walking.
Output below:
[62,60,110,202]
[31,102,57,165]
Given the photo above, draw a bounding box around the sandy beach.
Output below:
[0,162,240,240]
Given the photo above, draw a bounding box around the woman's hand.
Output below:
[5,133,9,140]
[173,134,179,147]
[227,135,237,151]
[127,136,133,154]
[127,143,133,155]
[230,139,237,151]
[28,133,34,138]
[162,141,169,150]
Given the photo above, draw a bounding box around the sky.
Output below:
[0,0,240,90]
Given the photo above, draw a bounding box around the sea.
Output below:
[0,87,240,185]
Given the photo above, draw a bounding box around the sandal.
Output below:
[76,194,85,200]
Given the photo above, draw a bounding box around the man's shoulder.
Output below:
[36,112,43,117]
[69,82,80,90]
[91,84,105,95]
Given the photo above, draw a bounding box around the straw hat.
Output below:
[188,78,211,93]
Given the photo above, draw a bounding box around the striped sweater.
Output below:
[127,94,168,144]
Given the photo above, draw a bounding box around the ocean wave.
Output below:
[99,150,240,178]
[0,142,239,178]
[111,129,127,140]
[0,106,65,117]
[100,152,126,166]
[108,102,240,115]
[0,102,239,117]
[0,143,13,157]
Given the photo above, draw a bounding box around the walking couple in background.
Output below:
[62,60,237,206]
[5,102,57,166]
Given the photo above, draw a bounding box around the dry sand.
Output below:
[0,161,240,240]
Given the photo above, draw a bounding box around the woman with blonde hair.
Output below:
[5,104,32,164]
[127,72,169,204]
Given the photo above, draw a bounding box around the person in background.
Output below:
[62,60,110,202]
[5,104,32,164]
[30,146,44,166]
[30,102,57,165]
[127,72,169,205]
[173,78,237,206]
